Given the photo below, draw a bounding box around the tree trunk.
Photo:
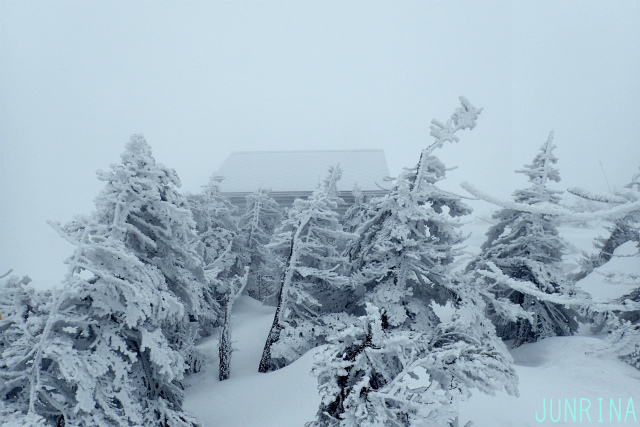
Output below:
[258,235,297,373]
[258,216,309,373]
[218,293,231,381]
[219,268,249,381]
[258,283,285,373]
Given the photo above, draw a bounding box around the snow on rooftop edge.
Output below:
[217,150,391,193]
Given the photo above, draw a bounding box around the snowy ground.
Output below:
[184,220,640,427]
[184,297,320,427]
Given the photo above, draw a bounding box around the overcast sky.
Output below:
[1,0,639,289]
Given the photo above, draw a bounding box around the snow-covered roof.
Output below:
[217,150,390,193]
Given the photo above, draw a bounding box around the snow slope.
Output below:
[185,223,640,427]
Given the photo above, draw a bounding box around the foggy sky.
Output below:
[1,0,639,289]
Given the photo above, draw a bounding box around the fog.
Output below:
[1,0,639,288]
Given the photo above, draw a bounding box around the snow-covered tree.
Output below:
[189,175,244,277]
[599,272,640,370]
[469,132,579,347]
[342,184,371,234]
[2,136,211,425]
[42,216,199,426]
[308,98,518,426]
[307,304,517,427]
[0,275,50,426]
[237,188,282,302]
[569,168,640,281]
[259,165,355,373]
[88,135,211,373]
[347,97,482,331]
[187,175,247,334]
[574,171,640,366]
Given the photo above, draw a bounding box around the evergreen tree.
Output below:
[237,188,282,302]
[0,214,199,426]
[90,135,211,373]
[309,98,518,426]
[347,97,482,331]
[187,175,247,334]
[470,132,579,347]
[577,170,640,364]
[308,304,517,427]
[0,136,209,425]
[342,184,371,234]
[188,175,255,383]
[602,278,640,370]
[259,165,354,373]
[47,216,199,426]
[0,275,49,426]
[569,168,640,281]
[7,135,206,425]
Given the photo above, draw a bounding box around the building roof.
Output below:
[217,149,390,193]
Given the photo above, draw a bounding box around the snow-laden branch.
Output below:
[567,187,628,204]
[461,181,640,221]
[589,299,640,313]
[479,262,587,307]
[412,97,482,193]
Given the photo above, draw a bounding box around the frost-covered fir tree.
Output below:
[188,175,253,383]
[5,213,199,426]
[309,98,518,426]
[93,135,207,308]
[74,135,210,371]
[0,275,50,426]
[342,184,371,234]
[569,167,640,282]
[602,277,640,370]
[81,135,211,373]
[348,98,483,330]
[259,165,355,373]
[308,303,517,427]
[575,170,640,364]
[237,188,282,302]
[187,175,247,333]
[469,132,579,347]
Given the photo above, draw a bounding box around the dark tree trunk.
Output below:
[258,236,296,373]
[258,287,284,373]
[218,293,231,381]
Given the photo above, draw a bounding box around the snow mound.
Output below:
[460,336,640,427]
[184,296,321,427]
